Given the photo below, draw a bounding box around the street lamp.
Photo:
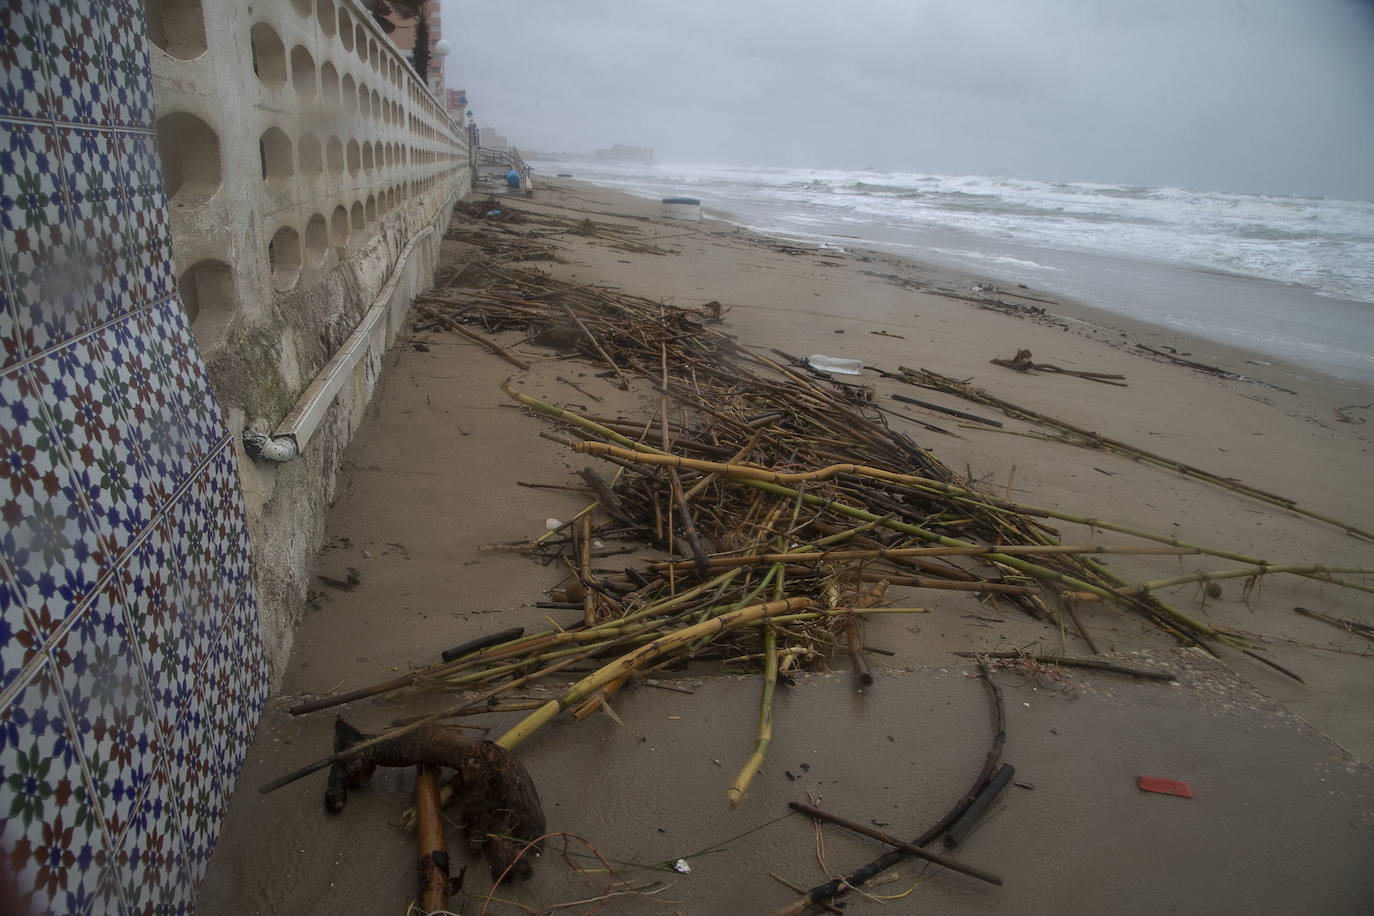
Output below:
[432,39,450,94]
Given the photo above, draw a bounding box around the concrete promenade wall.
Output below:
[0,0,469,911]
[152,0,470,682]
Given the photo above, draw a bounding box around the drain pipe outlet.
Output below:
[241,430,299,463]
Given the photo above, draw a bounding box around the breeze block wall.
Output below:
[151,0,470,685]
[1,0,469,912]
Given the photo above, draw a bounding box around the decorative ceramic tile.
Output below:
[34,323,154,564]
[218,584,269,801]
[141,301,226,461]
[0,245,18,371]
[129,308,198,511]
[45,0,109,128]
[0,362,108,642]
[205,444,251,616]
[169,677,222,885]
[115,133,173,306]
[0,2,51,121]
[96,1,153,129]
[58,128,126,328]
[0,120,89,357]
[1,562,46,698]
[121,517,196,744]
[47,578,161,850]
[115,756,187,916]
[0,660,117,915]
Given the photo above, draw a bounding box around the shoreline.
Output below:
[538,161,1374,390]
[198,177,1374,914]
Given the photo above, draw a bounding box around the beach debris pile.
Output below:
[264,199,1373,909]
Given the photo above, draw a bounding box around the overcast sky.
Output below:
[439,0,1374,199]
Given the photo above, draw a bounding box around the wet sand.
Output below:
[198,179,1374,914]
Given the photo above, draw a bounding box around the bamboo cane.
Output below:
[727,623,778,808]
[495,597,812,750]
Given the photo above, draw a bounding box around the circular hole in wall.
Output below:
[304,213,328,266]
[338,8,354,50]
[259,127,292,190]
[355,24,367,60]
[268,225,302,290]
[326,136,343,177]
[350,201,364,229]
[370,89,381,120]
[369,40,379,71]
[146,0,208,60]
[177,258,236,350]
[291,45,318,100]
[361,142,373,173]
[376,191,387,216]
[249,23,287,90]
[317,0,336,38]
[156,111,221,206]
[290,0,311,19]
[330,205,349,247]
[298,132,323,185]
[358,83,370,119]
[321,61,339,108]
[364,195,376,221]
[346,139,360,177]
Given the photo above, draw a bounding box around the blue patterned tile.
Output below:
[96,1,152,129]
[0,121,88,357]
[164,484,223,684]
[114,756,186,915]
[57,128,126,328]
[45,0,109,127]
[115,134,173,308]
[204,444,251,612]
[1,562,45,697]
[140,302,225,461]
[0,2,52,121]
[0,363,108,641]
[48,579,161,849]
[130,307,198,510]
[0,244,19,371]
[121,517,196,744]
[0,659,117,915]
[217,585,268,804]
[169,678,221,886]
[34,324,154,563]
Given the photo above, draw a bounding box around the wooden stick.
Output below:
[788,802,1003,885]
[951,651,1177,681]
[563,303,631,389]
[415,765,449,912]
[418,306,531,370]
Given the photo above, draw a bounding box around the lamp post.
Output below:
[432,38,450,95]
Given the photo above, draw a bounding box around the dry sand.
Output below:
[198,179,1374,914]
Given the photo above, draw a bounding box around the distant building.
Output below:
[594,144,654,162]
[381,4,445,94]
[480,126,509,150]
[446,88,468,118]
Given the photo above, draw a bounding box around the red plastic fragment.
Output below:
[1138,775,1194,798]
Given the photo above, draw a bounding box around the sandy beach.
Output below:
[198,179,1374,914]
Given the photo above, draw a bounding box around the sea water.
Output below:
[530,159,1374,385]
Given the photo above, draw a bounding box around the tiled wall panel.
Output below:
[0,2,268,913]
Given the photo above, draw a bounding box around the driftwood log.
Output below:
[327,717,546,880]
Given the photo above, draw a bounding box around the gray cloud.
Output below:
[440,0,1374,198]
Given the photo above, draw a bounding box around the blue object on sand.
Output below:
[506,169,521,188]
